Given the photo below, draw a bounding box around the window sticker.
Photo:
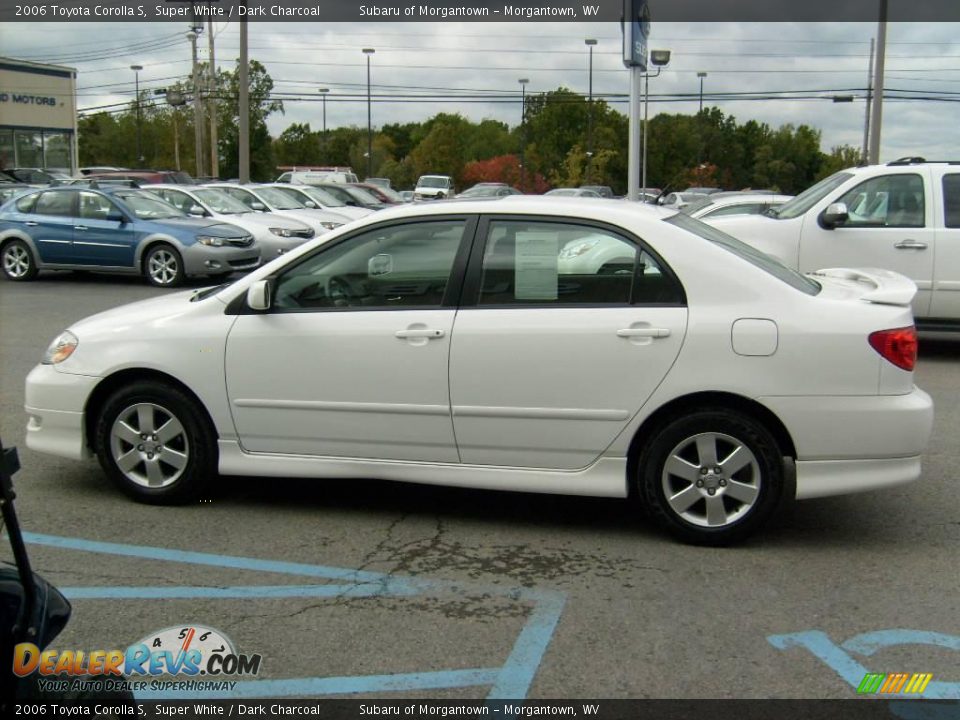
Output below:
[514,231,559,300]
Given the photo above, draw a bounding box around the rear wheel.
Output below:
[636,408,785,545]
[95,380,217,504]
[143,244,185,287]
[2,240,38,281]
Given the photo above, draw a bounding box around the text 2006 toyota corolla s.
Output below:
[23,197,934,544]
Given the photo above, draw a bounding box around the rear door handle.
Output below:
[894,240,927,250]
[617,327,671,338]
[395,328,445,339]
[24,221,38,227]
[74,225,87,231]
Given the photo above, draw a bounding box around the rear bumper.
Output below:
[795,456,922,500]
[759,387,933,461]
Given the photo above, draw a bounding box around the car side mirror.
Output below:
[189,205,207,217]
[247,280,272,311]
[303,200,317,208]
[251,202,266,211]
[106,210,126,223]
[820,202,849,229]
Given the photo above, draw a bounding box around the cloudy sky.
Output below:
[2,19,959,162]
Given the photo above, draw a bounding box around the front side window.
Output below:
[112,191,184,220]
[272,220,468,311]
[155,189,197,214]
[78,191,116,220]
[477,220,682,306]
[837,173,925,228]
[193,189,252,214]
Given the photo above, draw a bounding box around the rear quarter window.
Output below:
[943,174,960,228]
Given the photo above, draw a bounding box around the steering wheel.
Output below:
[325,275,356,307]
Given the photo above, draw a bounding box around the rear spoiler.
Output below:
[808,267,918,306]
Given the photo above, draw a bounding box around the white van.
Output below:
[276,170,359,185]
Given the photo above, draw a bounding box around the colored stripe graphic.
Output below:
[858,672,934,694]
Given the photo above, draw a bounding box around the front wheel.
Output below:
[95,380,217,504]
[143,243,185,287]
[2,239,39,281]
[636,409,786,545]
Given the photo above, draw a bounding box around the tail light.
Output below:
[869,326,918,371]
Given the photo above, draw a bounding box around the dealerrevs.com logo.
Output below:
[14,624,262,692]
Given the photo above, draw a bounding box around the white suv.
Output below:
[705,158,960,329]
[414,175,455,200]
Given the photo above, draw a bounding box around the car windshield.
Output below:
[463,186,504,197]
[253,186,304,209]
[773,171,853,219]
[343,186,382,205]
[418,177,449,188]
[193,188,253,214]
[297,186,346,207]
[112,191,184,219]
[372,185,403,202]
[666,212,821,296]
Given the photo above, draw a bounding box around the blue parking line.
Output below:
[23,532,567,700]
[136,669,503,700]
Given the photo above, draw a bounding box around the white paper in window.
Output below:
[514,231,559,300]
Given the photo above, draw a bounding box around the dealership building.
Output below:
[0,57,79,174]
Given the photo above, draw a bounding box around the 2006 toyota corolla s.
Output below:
[24,197,934,544]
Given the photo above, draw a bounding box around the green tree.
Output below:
[214,59,284,180]
[274,123,321,166]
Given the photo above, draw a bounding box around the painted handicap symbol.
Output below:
[768,629,960,719]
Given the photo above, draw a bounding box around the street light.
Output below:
[518,78,529,192]
[697,71,707,113]
[130,64,143,167]
[318,88,329,155]
[584,39,597,183]
[362,48,375,179]
[642,50,671,199]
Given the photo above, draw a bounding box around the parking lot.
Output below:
[1,271,959,700]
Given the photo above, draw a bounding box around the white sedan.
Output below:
[24,196,933,545]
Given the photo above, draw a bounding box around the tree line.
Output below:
[78,58,862,194]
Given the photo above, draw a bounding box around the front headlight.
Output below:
[196,235,225,247]
[319,222,344,231]
[559,239,600,259]
[269,227,295,237]
[43,330,79,365]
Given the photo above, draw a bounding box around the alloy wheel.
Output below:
[109,402,189,488]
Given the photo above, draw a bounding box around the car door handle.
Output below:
[617,327,671,338]
[74,225,87,231]
[395,328,445,339]
[894,240,927,250]
[24,221,38,227]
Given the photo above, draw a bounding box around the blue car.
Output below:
[0,187,260,287]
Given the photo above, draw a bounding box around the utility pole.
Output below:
[862,37,875,164]
[207,19,219,179]
[868,0,887,164]
[239,9,249,183]
[585,38,597,184]
[518,78,528,192]
[188,27,204,178]
[363,48,375,179]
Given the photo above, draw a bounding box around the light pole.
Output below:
[642,50,671,199]
[697,71,707,113]
[518,78,528,192]
[187,29,204,178]
[362,48,375,179]
[318,88,329,148]
[130,65,143,166]
[584,39,597,183]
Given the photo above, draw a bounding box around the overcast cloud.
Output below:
[2,19,959,163]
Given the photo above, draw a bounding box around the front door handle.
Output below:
[894,240,927,250]
[617,327,671,338]
[395,328,445,339]
[74,225,87,231]
[24,221,38,227]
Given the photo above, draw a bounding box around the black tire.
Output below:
[2,239,39,281]
[636,408,786,546]
[143,243,185,287]
[94,380,217,504]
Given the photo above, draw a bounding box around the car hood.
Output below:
[217,212,309,231]
[66,288,208,339]
[140,216,248,238]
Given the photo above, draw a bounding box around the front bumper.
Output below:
[24,364,99,460]
[181,244,261,276]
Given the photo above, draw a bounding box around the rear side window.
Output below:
[34,191,74,217]
[477,220,684,307]
[943,174,960,228]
